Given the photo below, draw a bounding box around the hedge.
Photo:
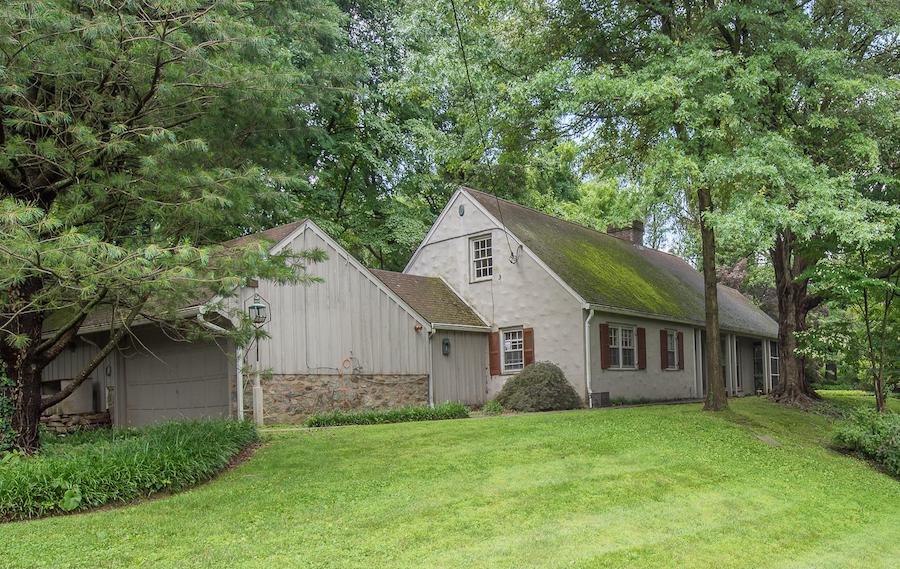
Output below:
[833,410,900,477]
[496,361,582,412]
[305,402,469,427]
[0,419,258,521]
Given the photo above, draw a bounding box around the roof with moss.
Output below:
[465,188,777,338]
[370,270,487,328]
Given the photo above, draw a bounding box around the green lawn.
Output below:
[2,397,898,569]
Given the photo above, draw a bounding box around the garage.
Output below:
[123,334,230,427]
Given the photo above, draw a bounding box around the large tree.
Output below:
[0,0,340,453]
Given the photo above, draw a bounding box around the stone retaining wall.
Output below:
[41,411,111,434]
[248,374,429,424]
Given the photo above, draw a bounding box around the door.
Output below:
[124,338,229,427]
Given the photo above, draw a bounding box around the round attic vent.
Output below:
[458,204,465,216]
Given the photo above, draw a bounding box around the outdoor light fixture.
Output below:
[248,294,269,326]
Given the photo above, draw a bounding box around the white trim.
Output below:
[664,329,679,370]
[606,323,638,370]
[431,323,491,333]
[469,233,494,282]
[584,308,595,407]
[500,326,525,374]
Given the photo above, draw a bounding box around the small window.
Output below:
[502,328,524,373]
[608,325,637,370]
[666,330,678,369]
[470,235,493,281]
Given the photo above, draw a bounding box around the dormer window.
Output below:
[470,235,493,282]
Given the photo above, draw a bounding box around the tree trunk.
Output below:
[699,186,727,411]
[10,363,42,453]
[771,230,819,406]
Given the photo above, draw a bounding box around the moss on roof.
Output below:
[466,188,777,337]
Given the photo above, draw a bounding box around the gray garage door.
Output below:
[124,339,229,427]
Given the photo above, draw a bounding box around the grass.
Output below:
[1,397,898,568]
[818,390,900,414]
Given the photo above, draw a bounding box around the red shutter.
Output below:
[523,328,535,366]
[489,332,501,376]
[660,329,668,370]
[637,327,646,370]
[599,323,610,369]
[677,331,685,370]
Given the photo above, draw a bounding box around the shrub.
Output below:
[833,410,900,477]
[305,402,469,427]
[496,362,582,412]
[482,399,504,416]
[0,419,258,520]
[0,371,13,454]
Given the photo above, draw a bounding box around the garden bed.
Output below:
[0,419,258,521]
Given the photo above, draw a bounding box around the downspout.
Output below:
[583,307,595,408]
[427,326,435,408]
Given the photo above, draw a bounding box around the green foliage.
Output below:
[304,402,469,427]
[481,399,504,416]
[833,410,900,477]
[0,370,12,454]
[0,420,258,520]
[496,362,582,412]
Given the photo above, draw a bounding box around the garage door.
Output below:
[124,339,229,427]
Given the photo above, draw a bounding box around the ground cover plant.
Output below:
[833,410,900,477]
[2,397,898,569]
[304,402,469,427]
[0,420,257,520]
[496,362,582,412]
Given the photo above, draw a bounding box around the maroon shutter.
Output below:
[489,332,501,376]
[677,331,685,370]
[637,327,646,370]
[660,329,668,370]
[599,323,610,369]
[523,328,535,366]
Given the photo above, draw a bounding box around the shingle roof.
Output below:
[220,220,306,250]
[465,187,777,338]
[370,269,488,329]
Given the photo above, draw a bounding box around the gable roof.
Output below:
[463,187,777,338]
[370,270,488,329]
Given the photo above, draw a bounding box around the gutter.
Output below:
[583,307,595,408]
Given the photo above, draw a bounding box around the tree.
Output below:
[0,0,337,453]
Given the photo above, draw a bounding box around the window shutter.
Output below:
[660,329,668,370]
[523,328,535,366]
[637,327,646,369]
[677,331,685,370]
[489,332,501,376]
[599,323,610,369]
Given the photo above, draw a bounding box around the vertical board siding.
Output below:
[431,330,489,405]
[251,228,430,375]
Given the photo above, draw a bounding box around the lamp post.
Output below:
[244,293,270,426]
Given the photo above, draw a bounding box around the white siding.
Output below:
[245,227,430,375]
[589,313,700,401]
[407,192,586,398]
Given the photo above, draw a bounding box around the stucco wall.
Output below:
[406,191,587,399]
[589,312,700,402]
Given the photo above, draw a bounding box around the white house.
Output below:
[404,187,780,406]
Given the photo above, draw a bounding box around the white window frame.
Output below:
[470,234,493,282]
[665,330,678,370]
[770,340,780,385]
[608,324,637,370]
[501,327,525,374]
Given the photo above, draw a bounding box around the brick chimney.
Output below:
[606,221,645,246]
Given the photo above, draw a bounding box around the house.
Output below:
[404,187,780,406]
[42,219,490,428]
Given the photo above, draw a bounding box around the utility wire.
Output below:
[448,0,517,262]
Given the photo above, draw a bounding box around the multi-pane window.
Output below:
[470,235,493,281]
[502,328,524,372]
[666,331,678,369]
[608,325,636,369]
[770,341,780,387]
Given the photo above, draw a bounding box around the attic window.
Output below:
[470,235,493,282]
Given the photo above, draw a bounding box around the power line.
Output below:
[448,0,517,262]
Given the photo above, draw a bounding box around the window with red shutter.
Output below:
[489,332,500,376]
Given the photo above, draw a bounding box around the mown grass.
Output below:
[1,397,898,569]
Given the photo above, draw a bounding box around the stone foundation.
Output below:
[249,374,429,424]
[41,411,111,434]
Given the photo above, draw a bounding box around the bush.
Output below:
[833,410,900,477]
[496,362,582,412]
[0,419,258,520]
[482,399,504,416]
[305,402,469,427]
[0,371,13,454]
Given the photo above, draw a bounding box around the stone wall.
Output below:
[41,411,111,434]
[248,374,429,424]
